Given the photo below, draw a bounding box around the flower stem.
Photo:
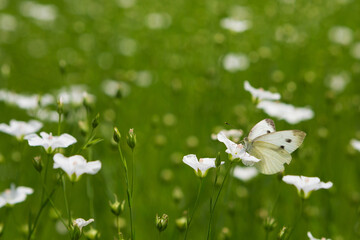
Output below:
[288,198,304,239]
[184,178,203,240]
[117,143,134,239]
[62,175,72,227]
[206,162,234,240]
[131,149,135,197]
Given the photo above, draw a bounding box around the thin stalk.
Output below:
[62,175,71,227]
[288,198,304,239]
[184,178,203,240]
[117,143,134,239]
[58,111,62,135]
[27,188,57,239]
[131,149,135,196]
[117,216,121,240]
[206,162,234,239]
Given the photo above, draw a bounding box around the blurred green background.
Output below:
[0,0,360,239]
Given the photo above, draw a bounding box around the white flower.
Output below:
[244,81,281,101]
[145,12,171,29]
[19,2,57,21]
[223,53,250,72]
[217,132,260,165]
[0,119,42,139]
[24,132,77,153]
[328,26,353,45]
[307,231,331,240]
[351,139,360,152]
[211,129,243,142]
[53,153,102,181]
[257,100,314,124]
[0,184,34,208]
[57,85,95,106]
[233,166,258,182]
[282,175,333,199]
[182,154,224,178]
[220,18,251,33]
[101,79,131,98]
[73,218,94,230]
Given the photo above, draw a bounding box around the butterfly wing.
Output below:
[248,119,276,141]
[253,130,306,154]
[249,141,292,174]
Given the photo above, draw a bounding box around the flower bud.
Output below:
[83,92,94,111]
[109,195,125,216]
[155,214,169,232]
[0,223,4,237]
[175,217,187,232]
[218,227,231,240]
[113,127,121,143]
[57,97,64,115]
[264,217,277,232]
[78,121,89,136]
[172,186,184,204]
[59,60,67,76]
[126,128,136,150]
[32,156,43,173]
[277,226,289,240]
[84,227,101,240]
[92,113,100,129]
[215,152,221,168]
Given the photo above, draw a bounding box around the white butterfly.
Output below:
[244,119,306,175]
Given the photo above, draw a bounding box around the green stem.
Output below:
[265,230,269,240]
[58,112,62,135]
[206,166,220,240]
[184,178,203,240]
[62,175,71,227]
[288,198,304,239]
[117,143,134,239]
[131,149,135,197]
[117,216,121,239]
[206,162,234,240]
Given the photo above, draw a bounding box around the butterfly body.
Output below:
[244,119,306,175]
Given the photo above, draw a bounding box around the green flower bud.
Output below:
[0,223,4,237]
[277,226,289,240]
[215,152,221,168]
[109,195,125,216]
[126,128,136,150]
[218,227,231,240]
[57,97,64,115]
[172,186,184,204]
[59,60,67,76]
[78,121,89,137]
[91,113,100,129]
[175,217,187,232]
[32,156,43,173]
[84,227,101,240]
[155,214,169,232]
[264,217,277,232]
[113,127,121,143]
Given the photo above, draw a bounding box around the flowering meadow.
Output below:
[0,0,360,239]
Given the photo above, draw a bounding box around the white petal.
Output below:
[233,166,258,181]
[182,154,199,171]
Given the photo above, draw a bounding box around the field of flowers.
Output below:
[0,0,360,239]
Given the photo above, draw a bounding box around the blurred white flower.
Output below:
[73,218,94,230]
[0,119,42,139]
[0,14,17,31]
[134,71,152,87]
[351,42,360,59]
[118,38,137,56]
[244,81,281,101]
[351,139,360,152]
[102,79,131,98]
[220,18,251,33]
[211,129,243,142]
[57,85,95,106]
[32,109,59,122]
[19,1,57,21]
[307,231,331,240]
[25,132,77,153]
[217,132,260,165]
[282,175,333,199]
[146,12,172,29]
[0,184,33,208]
[116,0,136,8]
[233,166,258,182]
[223,53,249,72]
[328,26,353,45]
[257,100,314,124]
[325,72,350,93]
[53,153,102,181]
[182,154,223,178]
